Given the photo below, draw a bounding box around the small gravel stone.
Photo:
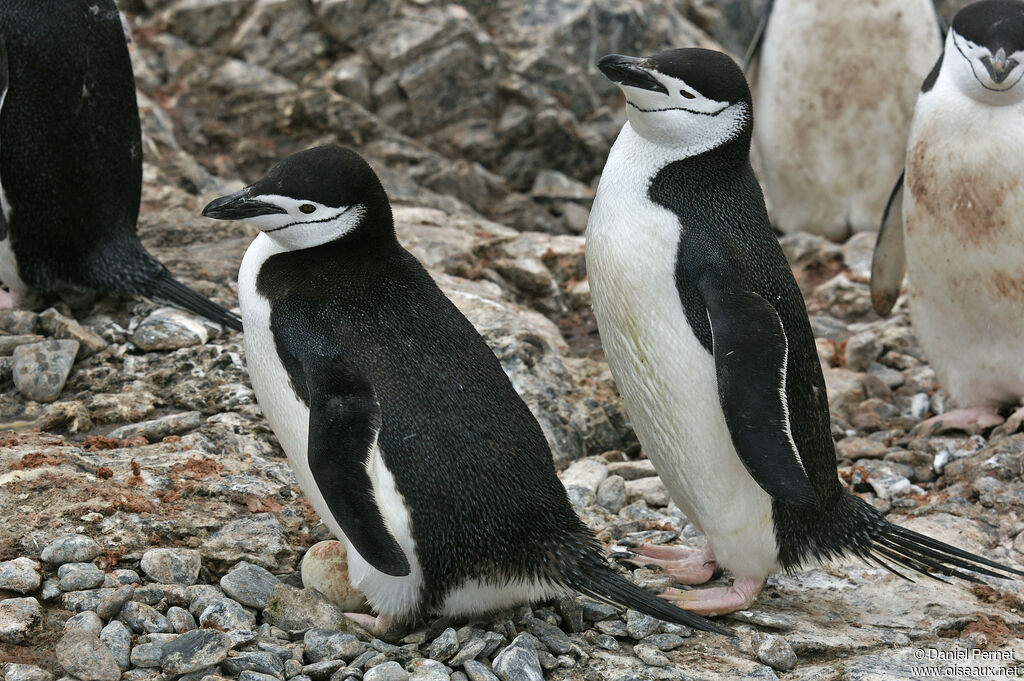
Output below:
[492,635,542,681]
[100,620,132,669]
[162,629,233,674]
[625,610,659,640]
[58,562,105,591]
[580,600,619,622]
[595,474,626,513]
[559,458,608,492]
[0,558,42,594]
[3,664,53,681]
[589,633,619,651]
[238,672,281,681]
[220,561,281,608]
[12,339,79,402]
[188,584,225,616]
[134,584,164,605]
[40,534,101,565]
[39,308,108,357]
[754,633,798,672]
[463,660,499,681]
[200,597,257,631]
[109,410,203,441]
[638,633,685,651]
[97,584,136,620]
[168,605,198,632]
[594,619,628,637]
[131,307,209,350]
[522,617,571,655]
[141,548,202,585]
[302,659,346,679]
[122,600,171,633]
[428,627,459,661]
[132,642,166,667]
[112,569,141,585]
[63,611,104,637]
[364,661,409,681]
[265,585,362,635]
[555,597,585,634]
[55,630,121,681]
[221,650,286,676]
[39,579,62,601]
[285,659,304,677]
[632,643,669,666]
[408,658,449,680]
[448,637,486,666]
[0,597,41,644]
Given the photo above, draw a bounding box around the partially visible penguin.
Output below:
[748,0,942,241]
[585,48,1021,614]
[202,144,728,637]
[0,0,241,330]
[872,0,1024,435]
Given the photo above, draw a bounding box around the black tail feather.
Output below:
[148,270,242,332]
[563,556,732,637]
[870,521,1022,583]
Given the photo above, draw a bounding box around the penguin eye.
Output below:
[299,204,316,214]
[680,90,696,99]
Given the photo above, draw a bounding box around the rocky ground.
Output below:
[2,0,1023,679]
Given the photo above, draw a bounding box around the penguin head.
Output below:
[948,0,1024,101]
[202,145,391,251]
[597,48,751,150]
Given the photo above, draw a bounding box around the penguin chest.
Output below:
[902,98,1024,405]
[585,153,779,579]
[237,234,424,618]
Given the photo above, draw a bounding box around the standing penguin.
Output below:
[585,48,1021,614]
[872,0,1024,435]
[749,0,942,241]
[0,0,241,330]
[202,144,727,636]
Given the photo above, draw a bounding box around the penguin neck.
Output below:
[620,121,753,182]
[321,196,398,254]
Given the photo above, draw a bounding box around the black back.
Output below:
[0,0,153,293]
[256,209,592,611]
[953,0,1024,53]
[645,91,846,567]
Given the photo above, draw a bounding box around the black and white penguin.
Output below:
[872,0,1024,435]
[0,0,240,330]
[747,0,941,241]
[585,48,1022,614]
[202,144,727,636]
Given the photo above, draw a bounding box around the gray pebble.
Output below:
[447,637,486,666]
[132,642,166,667]
[580,600,619,622]
[0,558,42,594]
[39,579,62,601]
[304,628,368,663]
[58,562,105,591]
[220,561,281,608]
[754,633,797,672]
[632,643,669,666]
[40,534,101,566]
[112,569,141,585]
[122,600,171,633]
[140,548,202,585]
[492,635,542,681]
[285,658,304,677]
[97,584,135,620]
[428,626,459,661]
[462,661,498,681]
[238,672,282,681]
[231,630,258,648]
[63,611,103,637]
[451,674,467,681]
[134,584,165,605]
[100,620,132,669]
[477,631,506,660]
[364,661,409,681]
[625,610,659,640]
[659,622,692,637]
[596,475,626,513]
[408,658,449,681]
[349,649,381,670]
[62,588,113,613]
[555,597,585,634]
[594,619,628,637]
[638,633,685,651]
[536,650,558,670]
[162,629,233,674]
[264,584,358,635]
[2,664,54,681]
[255,639,293,658]
[0,596,41,644]
[55,630,121,681]
[12,339,79,402]
[167,605,198,633]
[188,584,224,616]
[522,617,571,654]
[588,633,619,651]
[302,659,346,679]
[221,650,286,676]
[199,597,256,631]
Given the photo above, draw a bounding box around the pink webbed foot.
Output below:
[660,576,764,616]
[914,405,1004,436]
[0,287,20,310]
[345,612,403,640]
[623,543,718,585]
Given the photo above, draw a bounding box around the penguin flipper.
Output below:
[699,282,816,506]
[304,354,411,578]
[870,171,906,317]
[0,37,8,242]
[742,0,774,74]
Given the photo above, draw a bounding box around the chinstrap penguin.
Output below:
[748,0,942,241]
[0,0,241,330]
[203,144,728,636]
[585,48,1022,614]
[872,0,1024,436]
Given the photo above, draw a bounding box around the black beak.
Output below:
[202,188,287,220]
[982,48,1017,84]
[597,54,668,95]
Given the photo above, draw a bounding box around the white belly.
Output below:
[585,125,778,580]
[902,92,1024,407]
[238,233,424,618]
[754,0,939,239]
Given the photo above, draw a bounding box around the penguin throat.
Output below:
[624,102,750,156]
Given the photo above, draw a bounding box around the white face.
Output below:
[618,70,749,152]
[245,194,366,251]
[950,30,1024,103]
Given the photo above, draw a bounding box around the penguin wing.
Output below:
[698,278,816,506]
[0,36,7,241]
[870,171,906,316]
[742,0,774,74]
[304,353,412,577]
